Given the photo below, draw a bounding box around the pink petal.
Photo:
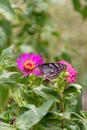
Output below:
[20,53,29,63]
[29,54,44,65]
[58,60,77,83]
[32,70,42,76]
[16,58,24,71]
[23,71,29,76]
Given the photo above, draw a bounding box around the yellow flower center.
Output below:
[24,60,35,71]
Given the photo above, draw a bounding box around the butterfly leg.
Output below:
[45,78,54,85]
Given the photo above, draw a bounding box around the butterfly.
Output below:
[39,63,67,80]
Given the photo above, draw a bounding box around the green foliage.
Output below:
[16,99,55,130]
[55,48,72,63]
[72,0,81,11]
[0,0,87,130]
[0,84,9,108]
[0,0,16,21]
[0,122,16,130]
[0,0,15,15]
[72,0,87,19]
[0,19,12,53]
[0,0,58,59]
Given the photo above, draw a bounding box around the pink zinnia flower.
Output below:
[58,60,77,83]
[16,53,44,76]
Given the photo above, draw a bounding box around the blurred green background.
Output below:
[0,0,87,110]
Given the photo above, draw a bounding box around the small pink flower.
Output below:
[16,53,44,76]
[58,60,77,83]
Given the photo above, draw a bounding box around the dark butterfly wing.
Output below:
[39,63,67,80]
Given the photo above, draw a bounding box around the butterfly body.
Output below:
[39,63,67,80]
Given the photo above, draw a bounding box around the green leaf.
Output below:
[75,91,82,113]
[0,84,9,107]
[0,72,18,80]
[45,127,64,130]
[66,123,80,130]
[64,84,82,111]
[0,79,23,108]
[80,111,87,119]
[33,123,46,130]
[34,122,64,130]
[0,0,15,15]
[0,28,7,53]
[16,99,56,130]
[67,83,82,92]
[0,19,12,53]
[34,122,65,130]
[39,111,62,129]
[0,19,12,40]
[1,45,14,59]
[81,5,87,19]
[33,85,58,99]
[71,112,87,130]
[72,0,81,11]
[0,122,16,130]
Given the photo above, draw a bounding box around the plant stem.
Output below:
[15,105,19,127]
[15,86,25,128]
[59,93,65,129]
